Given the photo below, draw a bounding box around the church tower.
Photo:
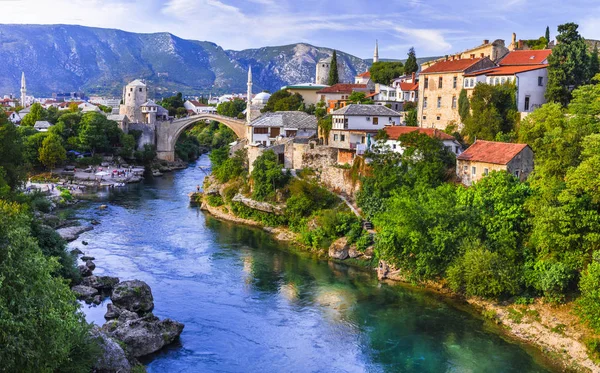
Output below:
[246,66,253,124]
[20,72,26,108]
[373,40,379,63]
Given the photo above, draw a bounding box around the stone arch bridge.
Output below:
[155,114,247,161]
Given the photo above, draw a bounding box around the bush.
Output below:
[251,150,288,201]
[576,255,600,332]
[30,192,52,213]
[207,195,224,207]
[447,244,520,298]
[75,155,103,167]
[526,260,573,303]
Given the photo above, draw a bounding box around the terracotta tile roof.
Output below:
[421,58,485,74]
[188,100,206,107]
[399,82,419,91]
[357,71,371,78]
[384,126,456,141]
[316,83,367,94]
[365,92,377,98]
[457,140,529,165]
[5,111,14,116]
[464,65,547,77]
[499,50,551,66]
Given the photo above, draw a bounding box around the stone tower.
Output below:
[373,40,379,63]
[246,66,252,124]
[20,72,26,108]
[315,57,331,85]
[119,79,147,123]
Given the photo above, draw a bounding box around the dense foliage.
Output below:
[369,61,404,85]
[328,50,340,86]
[250,150,289,201]
[262,90,304,113]
[158,92,186,117]
[404,47,418,75]
[217,99,246,118]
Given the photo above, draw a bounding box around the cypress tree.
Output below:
[545,26,550,46]
[591,45,600,79]
[404,47,418,75]
[328,50,339,86]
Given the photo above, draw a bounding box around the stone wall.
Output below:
[293,143,337,170]
[128,123,156,149]
[319,165,360,197]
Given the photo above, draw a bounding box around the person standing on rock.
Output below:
[196,185,200,192]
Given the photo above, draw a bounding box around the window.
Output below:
[484,168,489,176]
[463,165,468,172]
[538,77,543,86]
[361,136,366,143]
[453,76,457,89]
[366,117,370,121]
[139,88,142,92]
[436,116,441,120]
[423,97,428,108]
[340,134,346,142]
[254,128,268,134]
[501,77,506,84]
[437,97,441,108]
[472,166,477,176]
[422,116,427,120]
[452,96,457,109]
[494,78,499,85]
[334,134,338,141]
[524,96,530,111]
[514,170,520,177]
[130,88,133,92]
[373,117,379,125]
[424,78,429,89]
[438,77,443,89]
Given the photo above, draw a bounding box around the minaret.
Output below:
[373,40,379,63]
[20,72,26,108]
[246,66,253,124]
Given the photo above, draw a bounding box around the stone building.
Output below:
[456,140,534,186]
[316,56,344,85]
[417,57,495,130]
[281,83,329,106]
[119,79,148,124]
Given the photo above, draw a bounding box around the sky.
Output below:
[2,0,600,59]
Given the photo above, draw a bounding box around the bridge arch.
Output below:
[155,114,247,161]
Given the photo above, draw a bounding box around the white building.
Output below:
[34,120,53,132]
[79,102,102,113]
[382,126,462,156]
[184,100,218,115]
[329,104,401,163]
[89,96,121,108]
[248,111,317,147]
[463,49,551,114]
[5,111,21,124]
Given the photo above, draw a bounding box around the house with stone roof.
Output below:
[464,49,551,114]
[382,126,462,156]
[5,111,21,124]
[248,111,317,147]
[34,120,53,132]
[456,140,533,186]
[184,100,217,115]
[316,83,374,113]
[329,104,401,164]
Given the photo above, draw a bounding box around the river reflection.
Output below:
[73,155,551,373]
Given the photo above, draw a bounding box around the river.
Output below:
[72,155,552,373]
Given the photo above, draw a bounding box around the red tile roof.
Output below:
[188,100,206,107]
[316,83,367,94]
[399,82,419,91]
[421,58,485,74]
[357,71,371,78]
[464,65,547,77]
[499,50,551,66]
[457,140,529,165]
[384,126,456,141]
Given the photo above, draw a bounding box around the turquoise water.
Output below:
[75,155,552,372]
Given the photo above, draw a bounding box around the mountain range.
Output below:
[0,24,435,98]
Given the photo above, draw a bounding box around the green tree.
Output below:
[462,82,518,142]
[404,47,418,75]
[251,150,289,201]
[261,90,304,112]
[0,112,24,190]
[348,91,373,104]
[78,112,110,156]
[20,103,46,127]
[217,99,246,118]
[405,108,418,126]
[546,23,592,106]
[318,116,332,145]
[159,92,185,117]
[590,45,599,79]
[577,252,600,332]
[0,201,98,372]
[458,89,470,123]
[328,50,340,86]
[370,61,404,85]
[38,133,66,171]
[545,26,550,46]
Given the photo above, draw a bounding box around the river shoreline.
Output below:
[199,191,598,373]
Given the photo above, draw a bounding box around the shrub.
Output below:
[527,260,573,303]
[447,243,520,298]
[207,195,224,207]
[576,254,600,332]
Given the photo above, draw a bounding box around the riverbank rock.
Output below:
[348,245,362,259]
[81,255,96,261]
[56,225,93,242]
[377,260,406,282]
[111,280,154,314]
[79,264,93,277]
[103,314,184,358]
[72,285,99,302]
[329,237,349,260]
[70,248,83,255]
[85,260,96,271]
[104,304,121,320]
[232,194,285,215]
[91,327,132,373]
[82,275,120,292]
[363,246,375,260]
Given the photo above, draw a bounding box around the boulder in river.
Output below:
[82,275,120,292]
[111,280,154,314]
[104,304,122,320]
[85,260,96,271]
[56,225,93,242]
[72,285,99,302]
[70,248,83,255]
[91,327,132,373]
[81,255,96,261]
[328,237,349,260]
[103,314,184,358]
[79,264,93,277]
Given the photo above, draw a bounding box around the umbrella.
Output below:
[95,171,110,176]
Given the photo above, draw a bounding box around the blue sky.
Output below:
[3,0,600,59]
